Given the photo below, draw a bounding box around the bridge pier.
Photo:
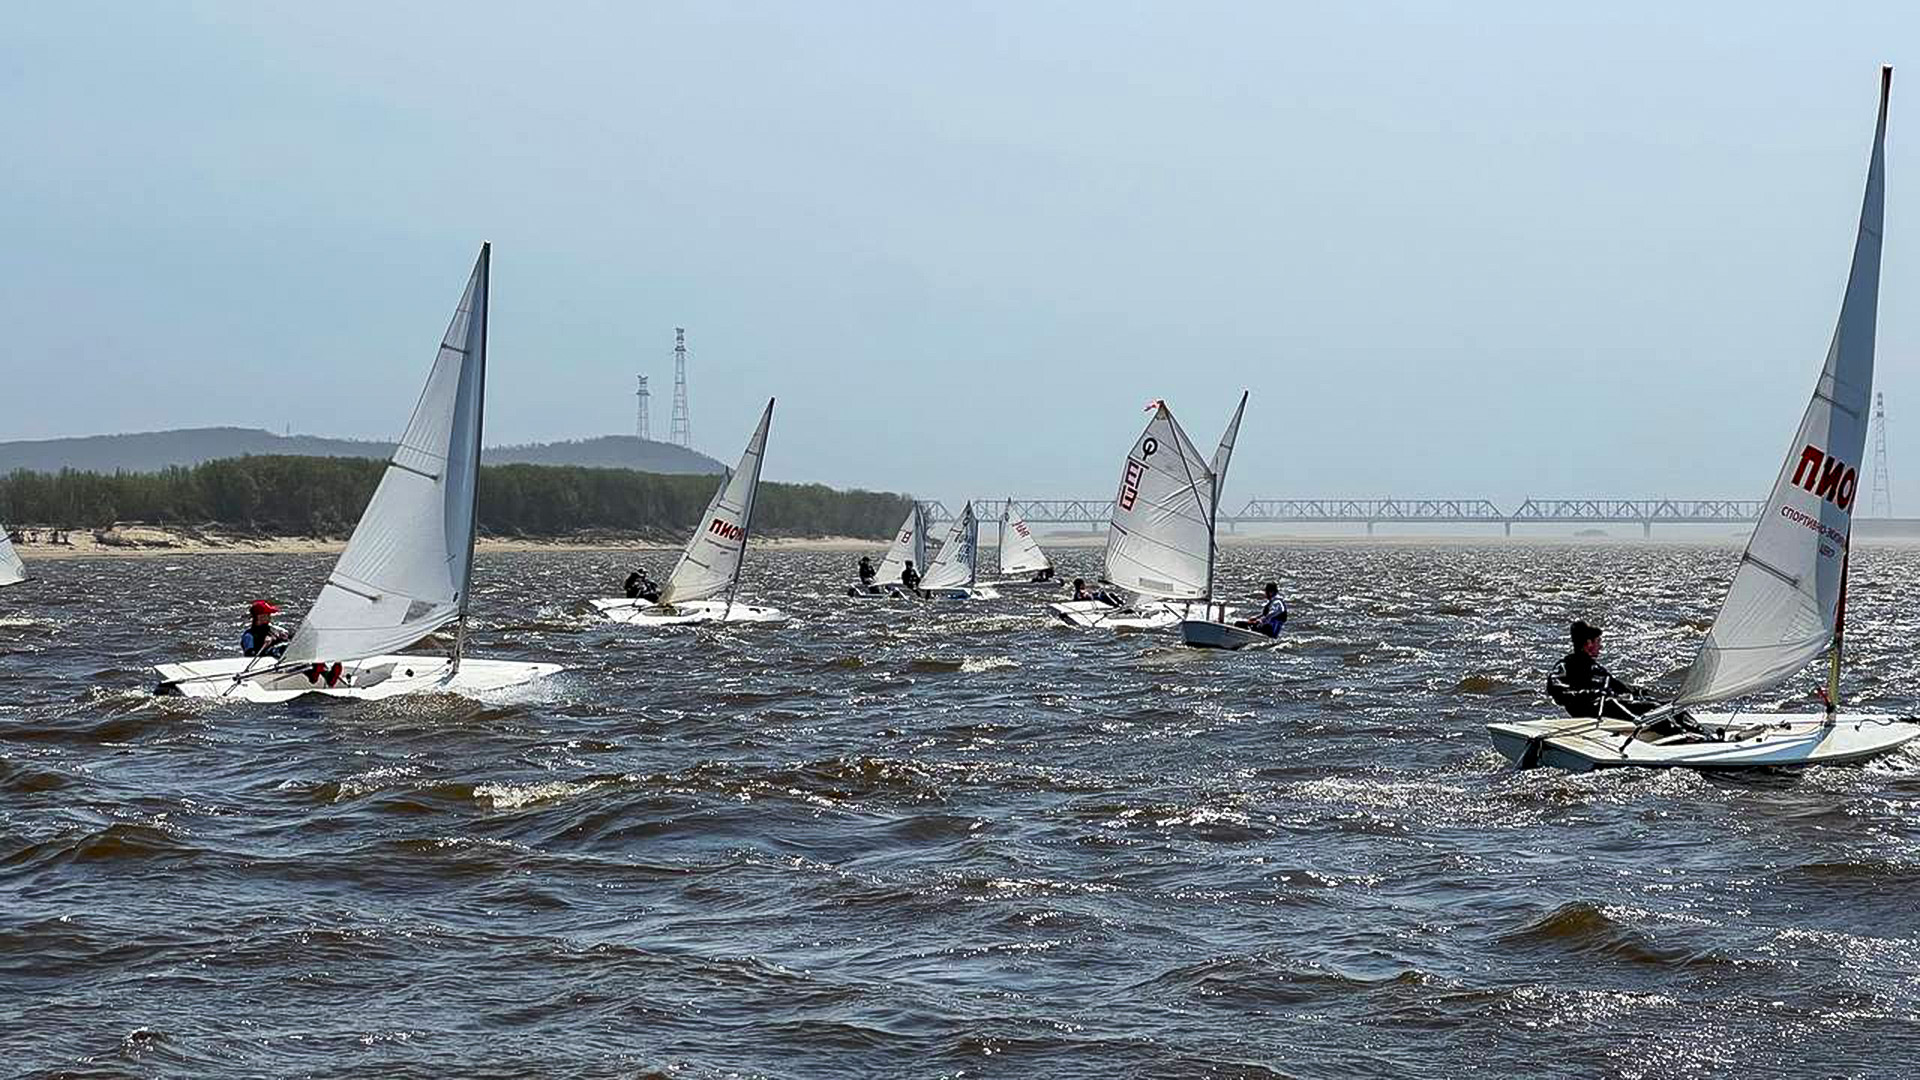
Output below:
[1365,521,1374,537]
[1504,521,1511,537]
[1643,521,1652,539]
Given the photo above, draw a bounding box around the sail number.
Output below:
[708,517,746,542]
[1791,445,1858,511]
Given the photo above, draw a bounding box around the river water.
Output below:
[3,543,1918,1078]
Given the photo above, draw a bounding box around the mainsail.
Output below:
[661,399,774,605]
[283,245,489,666]
[1677,67,1890,707]
[875,503,928,586]
[1205,391,1249,601]
[921,502,979,590]
[998,500,1052,576]
[0,527,25,587]
[1102,402,1216,601]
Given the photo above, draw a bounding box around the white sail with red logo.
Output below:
[997,500,1052,576]
[1102,401,1216,601]
[0,527,24,587]
[660,399,774,606]
[1676,67,1889,707]
[921,501,980,590]
[875,502,928,587]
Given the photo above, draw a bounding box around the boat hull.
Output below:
[590,598,789,626]
[1486,712,1920,771]
[153,654,563,702]
[1047,599,1213,630]
[1178,619,1277,650]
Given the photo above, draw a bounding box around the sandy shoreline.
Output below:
[7,525,889,560]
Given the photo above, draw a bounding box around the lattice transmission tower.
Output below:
[669,327,692,449]
[635,375,651,440]
[1869,391,1892,517]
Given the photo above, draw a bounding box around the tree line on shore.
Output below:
[0,456,913,539]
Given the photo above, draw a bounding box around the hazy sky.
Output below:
[4,2,1917,508]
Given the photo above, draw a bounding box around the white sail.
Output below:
[921,501,980,590]
[1677,68,1890,707]
[1211,391,1249,495]
[283,245,489,666]
[1102,402,1216,601]
[875,503,928,586]
[0,527,24,587]
[998,501,1052,576]
[661,400,774,605]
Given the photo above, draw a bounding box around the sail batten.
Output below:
[282,245,489,667]
[660,400,774,605]
[1677,69,1889,707]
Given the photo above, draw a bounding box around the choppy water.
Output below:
[4,543,1919,1078]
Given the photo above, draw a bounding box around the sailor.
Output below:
[624,568,660,602]
[241,600,291,658]
[1030,566,1055,584]
[243,600,341,687]
[1548,620,1660,720]
[857,556,877,589]
[1071,578,1120,606]
[1235,582,1288,637]
[900,559,921,591]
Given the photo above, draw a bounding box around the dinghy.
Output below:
[908,502,999,600]
[849,503,928,599]
[154,244,563,701]
[0,527,24,588]
[591,400,787,626]
[980,500,1057,588]
[1050,397,1246,634]
[1489,67,1920,770]
[1173,391,1275,650]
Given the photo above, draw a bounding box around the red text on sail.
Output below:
[1791,445,1858,512]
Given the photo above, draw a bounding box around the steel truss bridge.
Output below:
[919,498,1770,537]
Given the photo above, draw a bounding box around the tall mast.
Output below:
[724,399,774,618]
[452,242,490,673]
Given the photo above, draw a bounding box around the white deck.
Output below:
[153,654,562,702]
[590,598,788,626]
[1487,712,1920,771]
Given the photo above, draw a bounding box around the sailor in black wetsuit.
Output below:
[241,600,290,658]
[900,560,921,592]
[1548,620,1661,720]
[857,556,876,589]
[624,568,660,602]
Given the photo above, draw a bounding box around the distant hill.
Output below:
[0,427,724,476]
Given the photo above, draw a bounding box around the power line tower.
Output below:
[669,327,692,449]
[635,375,651,440]
[1869,391,1892,517]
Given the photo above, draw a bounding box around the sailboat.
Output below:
[590,400,787,626]
[0,526,25,588]
[848,502,928,598]
[980,500,1057,588]
[154,244,564,701]
[1049,394,1247,632]
[913,501,1000,600]
[1177,392,1272,649]
[1489,67,1920,770]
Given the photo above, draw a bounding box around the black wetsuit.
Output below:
[901,566,921,591]
[1548,650,1658,719]
[625,572,659,602]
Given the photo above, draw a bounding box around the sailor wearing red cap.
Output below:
[241,600,290,659]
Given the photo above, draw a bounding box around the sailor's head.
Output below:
[1571,620,1602,656]
[249,599,279,623]
[860,555,871,564]
[1073,578,1086,589]
[1263,582,1278,598]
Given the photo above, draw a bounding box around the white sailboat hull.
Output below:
[1487,712,1920,771]
[979,577,1057,590]
[153,654,562,702]
[1178,619,1277,650]
[590,598,789,625]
